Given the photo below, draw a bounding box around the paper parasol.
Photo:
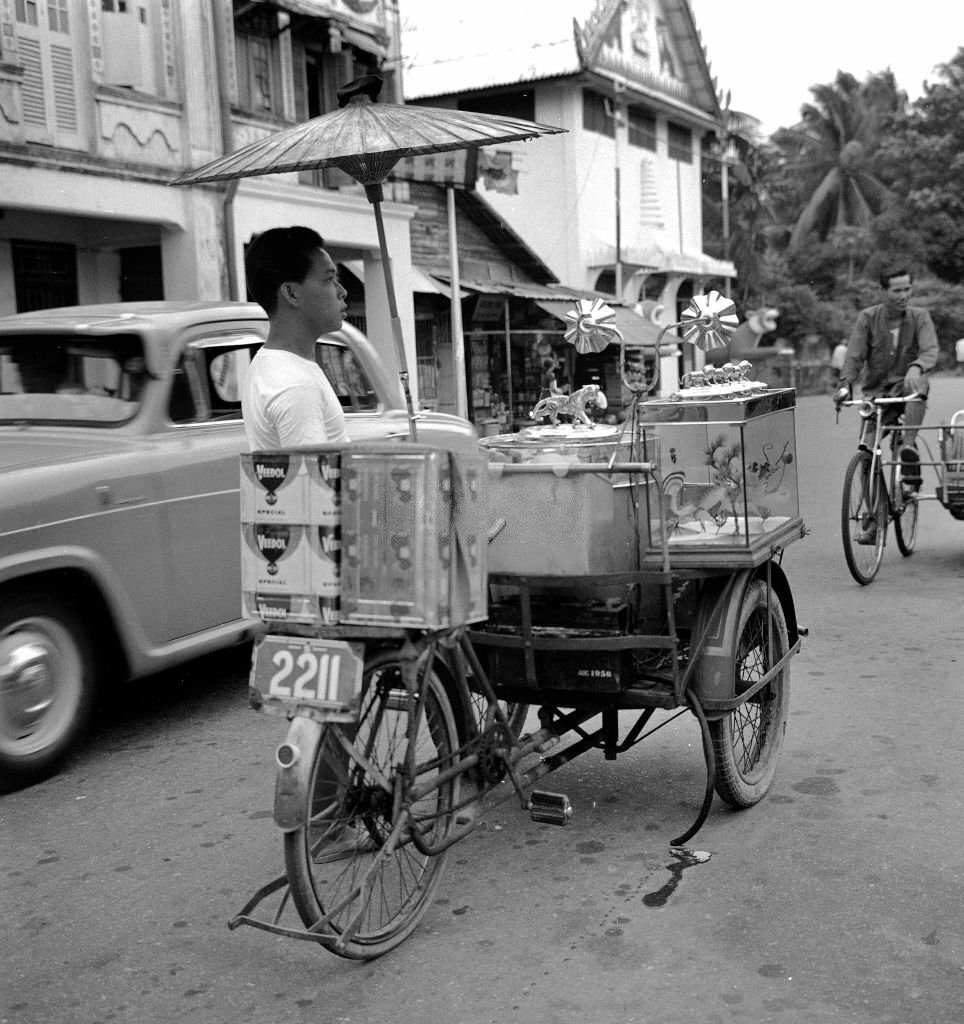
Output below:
[171,75,566,438]
[170,75,565,187]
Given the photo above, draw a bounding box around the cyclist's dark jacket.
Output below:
[841,304,939,392]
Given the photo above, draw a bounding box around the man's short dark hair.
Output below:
[245,226,326,314]
[879,266,912,288]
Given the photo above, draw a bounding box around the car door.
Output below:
[156,328,264,640]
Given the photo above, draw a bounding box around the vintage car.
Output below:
[0,301,478,789]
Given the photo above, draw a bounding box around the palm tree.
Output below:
[703,100,784,305]
[774,71,902,250]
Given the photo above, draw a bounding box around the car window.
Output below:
[315,341,378,412]
[0,333,147,426]
[173,334,263,424]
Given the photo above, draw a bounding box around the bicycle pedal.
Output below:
[528,790,572,826]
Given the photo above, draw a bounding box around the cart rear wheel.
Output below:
[841,452,887,585]
[709,579,790,808]
[284,649,459,960]
[468,689,529,740]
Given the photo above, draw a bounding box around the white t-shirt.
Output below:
[243,348,347,450]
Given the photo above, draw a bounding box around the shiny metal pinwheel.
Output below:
[563,298,623,353]
[678,290,739,351]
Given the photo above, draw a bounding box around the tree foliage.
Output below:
[877,48,964,280]
[771,71,902,250]
[702,56,964,357]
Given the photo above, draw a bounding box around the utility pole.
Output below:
[716,90,733,298]
[611,85,625,302]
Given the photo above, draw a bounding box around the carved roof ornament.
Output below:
[575,0,628,67]
[630,0,653,60]
[573,0,711,111]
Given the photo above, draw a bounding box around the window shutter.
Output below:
[50,44,78,133]
[18,37,48,130]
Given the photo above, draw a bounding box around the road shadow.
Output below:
[88,641,254,742]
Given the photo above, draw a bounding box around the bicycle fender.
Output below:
[690,562,799,710]
[273,714,324,833]
[690,569,753,707]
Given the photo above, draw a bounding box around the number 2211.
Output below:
[268,648,342,702]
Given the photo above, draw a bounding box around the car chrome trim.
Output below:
[0,489,241,537]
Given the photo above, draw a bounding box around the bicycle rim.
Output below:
[284,652,459,959]
[841,453,886,585]
[894,488,919,556]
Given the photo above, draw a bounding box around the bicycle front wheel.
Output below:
[892,460,919,556]
[284,649,460,960]
[841,452,887,585]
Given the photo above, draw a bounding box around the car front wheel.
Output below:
[0,590,96,790]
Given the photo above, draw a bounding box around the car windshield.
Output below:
[0,333,148,426]
[315,340,379,412]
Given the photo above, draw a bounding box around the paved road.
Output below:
[3,378,964,1024]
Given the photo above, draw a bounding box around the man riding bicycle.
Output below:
[833,267,939,493]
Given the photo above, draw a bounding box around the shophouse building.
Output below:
[0,0,430,394]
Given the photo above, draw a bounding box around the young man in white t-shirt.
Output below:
[242,226,350,450]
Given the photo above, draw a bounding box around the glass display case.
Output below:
[638,388,802,566]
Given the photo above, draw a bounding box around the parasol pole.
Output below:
[447,185,468,419]
[503,297,512,427]
[365,182,418,442]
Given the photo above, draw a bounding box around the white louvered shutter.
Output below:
[15,0,80,148]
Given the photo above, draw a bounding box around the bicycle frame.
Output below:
[843,393,923,516]
[837,393,930,585]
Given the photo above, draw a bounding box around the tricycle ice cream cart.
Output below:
[232,293,807,959]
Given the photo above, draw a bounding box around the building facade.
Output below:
[402,0,736,363]
[0,0,429,393]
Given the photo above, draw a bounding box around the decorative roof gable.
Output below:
[403,0,720,120]
[576,0,719,116]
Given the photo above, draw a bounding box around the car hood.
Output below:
[0,428,141,472]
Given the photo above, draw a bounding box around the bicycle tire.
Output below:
[709,579,791,807]
[892,459,919,556]
[284,648,459,960]
[841,451,887,585]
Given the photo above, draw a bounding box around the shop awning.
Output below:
[250,1,388,57]
[589,244,736,279]
[531,298,665,349]
[411,268,457,298]
[341,260,460,298]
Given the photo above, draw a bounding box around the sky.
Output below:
[688,0,964,133]
[400,1,964,136]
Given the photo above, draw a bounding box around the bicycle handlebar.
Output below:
[837,393,924,408]
[835,393,924,424]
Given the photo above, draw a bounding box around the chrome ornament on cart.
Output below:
[529,383,607,427]
[676,359,769,402]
